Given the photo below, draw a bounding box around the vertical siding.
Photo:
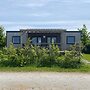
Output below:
[60,31,66,50]
[62,31,81,50]
[6,30,81,50]
[21,31,28,46]
[7,31,21,47]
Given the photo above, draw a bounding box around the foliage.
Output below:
[0,25,6,48]
[0,40,82,68]
[61,51,81,68]
[0,44,19,67]
[82,42,90,54]
[36,44,60,67]
[57,44,82,68]
[35,47,50,67]
[78,24,90,46]
[78,25,90,53]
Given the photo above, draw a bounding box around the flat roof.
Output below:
[20,29,66,33]
[6,29,81,33]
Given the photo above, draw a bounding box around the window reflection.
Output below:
[52,37,56,43]
[12,36,20,44]
[32,37,37,45]
[67,36,75,44]
[47,37,57,44]
[38,37,41,44]
[47,37,51,44]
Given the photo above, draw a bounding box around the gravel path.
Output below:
[0,72,90,90]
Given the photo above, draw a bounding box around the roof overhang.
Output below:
[20,29,66,33]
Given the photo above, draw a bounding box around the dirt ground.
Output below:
[0,72,90,90]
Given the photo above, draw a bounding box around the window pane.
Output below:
[67,36,75,44]
[38,37,41,44]
[47,37,51,44]
[12,36,20,44]
[52,37,56,43]
[32,37,37,44]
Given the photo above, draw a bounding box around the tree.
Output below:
[78,25,90,53]
[0,26,6,48]
[78,25,90,46]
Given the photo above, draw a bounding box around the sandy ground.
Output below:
[0,72,90,90]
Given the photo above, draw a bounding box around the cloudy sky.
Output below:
[0,0,90,31]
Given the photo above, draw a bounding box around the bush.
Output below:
[0,41,82,68]
[35,44,60,67]
[56,44,82,68]
[35,47,50,67]
[61,51,82,68]
[0,44,20,67]
[82,43,90,54]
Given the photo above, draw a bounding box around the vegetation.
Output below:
[83,54,90,61]
[0,25,89,72]
[0,26,6,48]
[0,41,82,68]
[78,25,90,53]
[0,65,90,72]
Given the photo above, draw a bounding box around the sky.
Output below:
[0,0,90,32]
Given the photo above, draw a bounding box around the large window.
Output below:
[47,37,51,44]
[52,37,56,43]
[12,36,21,44]
[37,37,41,44]
[32,37,37,45]
[47,37,57,44]
[66,36,75,44]
[32,37,41,45]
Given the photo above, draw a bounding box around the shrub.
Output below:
[36,47,50,67]
[0,41,82,68]
[34,44,60,67]
[61,51,82,68]
[0,44,19,67]
[82,43,90,54]
[55,56,64,66]
[48,44,60,66]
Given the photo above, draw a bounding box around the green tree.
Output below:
[78,25,90,46]
[0,26,6,48]
[78,25,90,53]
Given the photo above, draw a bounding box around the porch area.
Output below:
[28,32,61,47]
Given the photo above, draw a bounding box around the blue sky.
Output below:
[0,0,90,32]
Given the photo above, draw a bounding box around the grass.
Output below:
[83,54,90,61]
[0,65,90,72]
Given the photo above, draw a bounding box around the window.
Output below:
[32,37,37,45]
[12,36,20,44]
[47,37,51,44]
[38,37,41,44]
[47,37,57,44]
[52,37,56,43]
[66,36,75,44]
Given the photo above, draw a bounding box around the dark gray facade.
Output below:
[6,29,81,50]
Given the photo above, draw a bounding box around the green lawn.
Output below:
[0,65,90,72]
[83,54,90,61]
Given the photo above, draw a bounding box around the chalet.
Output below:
[6,28,81,50]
